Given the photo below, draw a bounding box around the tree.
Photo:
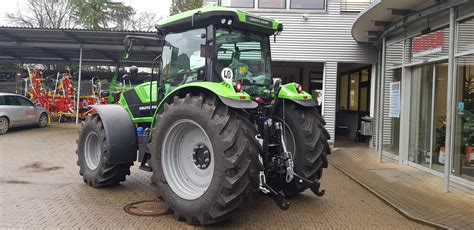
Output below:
[5,0,79,28]
[124,12,162,32]
[5,0,162,31]
[71,0,134,30]
[169,0,203,16]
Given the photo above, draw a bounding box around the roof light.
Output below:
[227,19,233,25]
[295,83,302,93]
[233,81,242,92]
[221,18,227,24]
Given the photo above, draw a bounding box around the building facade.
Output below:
[353,0,474,190]
[205,0,377,145]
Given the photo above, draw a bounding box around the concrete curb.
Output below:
[329,159,450,230]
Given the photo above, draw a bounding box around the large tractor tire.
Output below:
[274,101,331,196]
[76,115,132,187]
[150,93,261,225]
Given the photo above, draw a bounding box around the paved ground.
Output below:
[0,126,429,229]
[330,146,474,229]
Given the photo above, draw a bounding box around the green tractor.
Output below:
[76,6,330,225]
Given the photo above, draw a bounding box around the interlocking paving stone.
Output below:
[330,147,474,229]
[1,126,429,229]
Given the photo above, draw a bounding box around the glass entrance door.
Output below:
[409,62,448,172]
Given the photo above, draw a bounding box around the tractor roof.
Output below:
[157,6,283,36]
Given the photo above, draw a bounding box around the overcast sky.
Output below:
[0,0,172,26]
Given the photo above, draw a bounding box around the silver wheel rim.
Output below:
[84,132,101,170]
[39,114,48,126]
[0,118,7,133]
[162,119,214,200]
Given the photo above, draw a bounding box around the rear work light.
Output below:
[294,83,302,93]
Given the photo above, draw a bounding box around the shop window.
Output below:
[407,27,450,64]
[220,0,254,8]
[453,54,474,182]
[259,0,286,9]
[457,17,474,54]
[349,73,359,111]
[382,69,401,155]
[408,62,448,171]
[340,75,348,110]
[338,67,370,112]
[290,0,325,10]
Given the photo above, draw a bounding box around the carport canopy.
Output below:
[0,26,163,123]
[0,26,162,66]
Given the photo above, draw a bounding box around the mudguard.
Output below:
[278,83,317,107]
[157,81,257,110]
[93,105,137,163]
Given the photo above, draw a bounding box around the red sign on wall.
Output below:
[412,31,443,58]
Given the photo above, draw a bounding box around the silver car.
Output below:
[0,92,49,135]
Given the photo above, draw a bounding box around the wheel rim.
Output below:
[39,114,48,126]
[84,132,101,170]
[162,119,214,200]
[0,118,8,133]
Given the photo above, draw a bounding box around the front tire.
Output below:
[76,115,132,187]
[0,117,9,135]
[38,113,48,128]
[150,93,260,225]
[275,102,331,195]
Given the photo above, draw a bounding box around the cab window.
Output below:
[161,28,207,95]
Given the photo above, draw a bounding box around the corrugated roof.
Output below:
[0,26,162,66]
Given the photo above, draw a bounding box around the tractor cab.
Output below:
[125,6,282,98]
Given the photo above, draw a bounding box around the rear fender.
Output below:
[93,105,137,163]
[152,81,257,127]
[278,83,317,107]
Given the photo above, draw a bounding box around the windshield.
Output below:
[214,28,272,87]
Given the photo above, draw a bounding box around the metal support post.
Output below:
[443,7,456,193]
[75,44,83,124]
[378,37,386,163]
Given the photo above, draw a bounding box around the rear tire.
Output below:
[76,115,132,187]
[150,93,260,225]
[274,102,331,196]
[0,117,9,135]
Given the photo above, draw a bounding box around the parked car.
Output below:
[0,92,49,135]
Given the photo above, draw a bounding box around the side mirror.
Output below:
[272,78,282,94]
[129,66,138,76]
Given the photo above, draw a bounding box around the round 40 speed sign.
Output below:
[221,67,233,81]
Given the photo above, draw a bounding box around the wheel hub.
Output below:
[192,144,211,169]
